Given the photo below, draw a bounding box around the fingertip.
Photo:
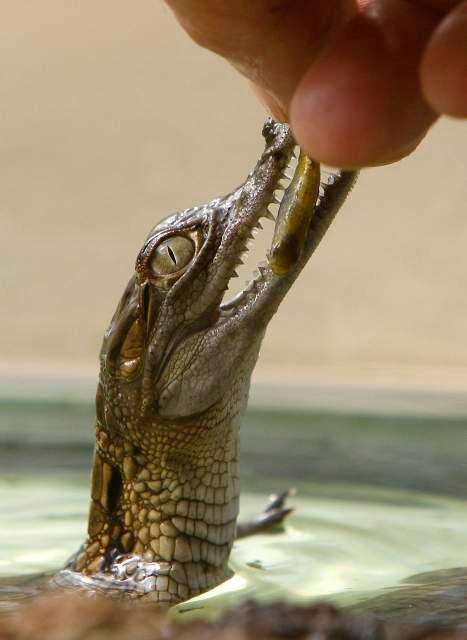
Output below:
[290,9,436,168]
[291,83,429,168]
[289,72,392,168]
[420,2,467,118]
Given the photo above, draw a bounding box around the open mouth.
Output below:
[220,144,340,313]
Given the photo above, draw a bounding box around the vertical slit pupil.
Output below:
[167,246,177,265]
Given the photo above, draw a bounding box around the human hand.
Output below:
[165,0,466,168]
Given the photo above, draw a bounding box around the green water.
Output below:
[1,399,467,626]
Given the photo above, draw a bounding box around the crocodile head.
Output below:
[100,120,290,423]
[100,120,354,425]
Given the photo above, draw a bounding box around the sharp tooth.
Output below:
[270,195,280,204]
[235,257,244,266]
[264,209,276,222]
[256,221,263,230]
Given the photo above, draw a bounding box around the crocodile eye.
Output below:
[150,235,195,276]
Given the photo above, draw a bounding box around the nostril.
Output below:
[262,117,276,142]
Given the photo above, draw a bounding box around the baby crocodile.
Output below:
[55,120,357,604]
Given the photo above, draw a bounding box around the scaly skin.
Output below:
[55,120,357,604]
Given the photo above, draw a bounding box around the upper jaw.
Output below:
[201,120,296,312]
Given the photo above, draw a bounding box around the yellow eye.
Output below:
[150,236,195,276]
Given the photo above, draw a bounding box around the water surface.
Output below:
[1,399,466,626]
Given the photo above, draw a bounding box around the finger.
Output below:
[420,0,467,117]
[408,0,460,12]
[165,0,353,113]
[290,0,439,167]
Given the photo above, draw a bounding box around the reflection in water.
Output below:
[1,400,466,626]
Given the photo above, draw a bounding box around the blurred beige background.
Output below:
[1,1,466,401]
